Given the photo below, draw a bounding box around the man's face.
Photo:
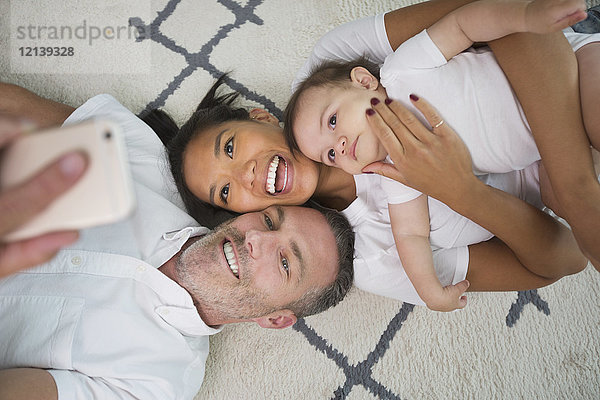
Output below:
[174,205,339,326]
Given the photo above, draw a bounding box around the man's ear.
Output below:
[350,66,379,91]
[252,309,297,330]
[249,108,280,127]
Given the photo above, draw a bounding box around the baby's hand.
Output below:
[525,0,587,33]
[425,280,470,312]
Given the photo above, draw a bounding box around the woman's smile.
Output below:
[266,155,286,194]
[184,119,320,213]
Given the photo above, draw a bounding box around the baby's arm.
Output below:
[428,0,587,60]
[389,195,469,312]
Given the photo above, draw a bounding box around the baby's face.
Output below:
[292,83,388,175]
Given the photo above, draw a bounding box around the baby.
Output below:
[284,0,599,311]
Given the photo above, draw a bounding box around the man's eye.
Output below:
[327,149,336,163]
[281,257,289,275]
[328,114,337,129]
[220,184,230,203]
[264,214,274,230]
[224,138,234,158]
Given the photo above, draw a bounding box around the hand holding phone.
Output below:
[0,119,136,243]
[0,117,86,276]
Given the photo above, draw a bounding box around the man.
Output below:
[0,85,355,400]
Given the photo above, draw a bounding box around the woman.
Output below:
[141,1,590,305]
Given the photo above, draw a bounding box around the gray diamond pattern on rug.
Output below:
[130,0,283,119]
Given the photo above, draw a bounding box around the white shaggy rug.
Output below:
[2,1,600,399]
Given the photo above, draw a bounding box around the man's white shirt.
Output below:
[0,95,220,400]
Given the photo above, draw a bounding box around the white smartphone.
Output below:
[0,119,136,242]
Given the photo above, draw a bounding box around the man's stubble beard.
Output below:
[175,221,276,322]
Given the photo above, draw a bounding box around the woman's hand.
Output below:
[0,117,86,278]
[362,96,478,204]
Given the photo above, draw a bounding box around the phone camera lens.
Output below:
[105,131,112,140]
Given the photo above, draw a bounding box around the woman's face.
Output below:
[183,119,321,213]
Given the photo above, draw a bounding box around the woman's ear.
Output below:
[249,108,280,127]
[252,309,297,330]
[350,67,379,91]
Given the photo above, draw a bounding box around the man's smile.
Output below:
[223,240,240,279]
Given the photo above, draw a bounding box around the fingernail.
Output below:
[59,152,86,179]
[409,94,419,102]
[366,109,375,116]
[370,98,380,106]
[384,98,393,105]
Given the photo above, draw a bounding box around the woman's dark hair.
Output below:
[140,74,251,227]
[283,57,380,155]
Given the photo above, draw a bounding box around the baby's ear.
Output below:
[350,67,379,90]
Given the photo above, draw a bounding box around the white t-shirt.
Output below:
[344,165,542,305]
[0,95,219,400]
[380,29,599,178]
[381,29,540,178]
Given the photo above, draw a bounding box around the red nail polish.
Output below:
[409,94,419,101]
[370,98,380,106]
[366,109,375,116]
[384,98,393,105]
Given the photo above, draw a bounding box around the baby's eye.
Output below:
[224,138,234,158]
[281,257,289,275]
[327,149,336,163]
[328,114,337,130]
[264,214,274,230]
[220,184,230,203]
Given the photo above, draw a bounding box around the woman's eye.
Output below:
[264,214,274,230]
[328,114,337,129]
[220,184,230,203]
[281,257,289,275]
[327,149,336,163]
[224,138,234,158]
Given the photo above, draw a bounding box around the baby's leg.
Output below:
[576,42,600,150]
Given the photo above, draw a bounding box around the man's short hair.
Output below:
[284,202,355,318]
